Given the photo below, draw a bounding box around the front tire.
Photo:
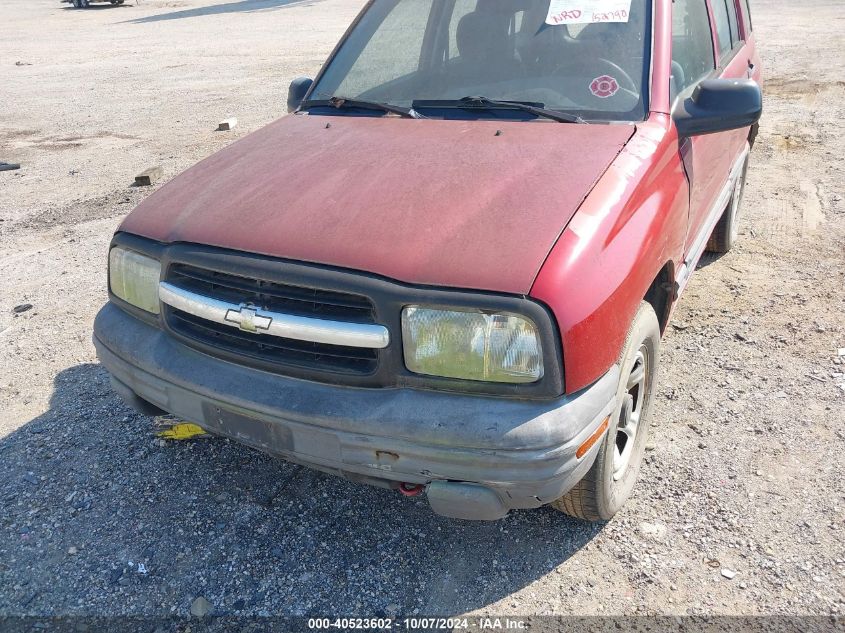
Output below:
[552,301,660,521]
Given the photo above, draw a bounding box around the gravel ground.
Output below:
[1,0,844,620]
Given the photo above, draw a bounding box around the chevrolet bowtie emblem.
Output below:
[224,304,273,333]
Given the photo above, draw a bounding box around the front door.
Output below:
[672,0,753,263]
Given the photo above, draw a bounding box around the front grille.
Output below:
[165,263,379,375]
[169,264,375,321]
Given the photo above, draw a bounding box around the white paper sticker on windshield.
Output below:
[546,0,632,25]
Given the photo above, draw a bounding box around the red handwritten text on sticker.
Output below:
[591,10,628,22]
[545,0,632,25]
[548,9,583,24]
[590,75,619,98]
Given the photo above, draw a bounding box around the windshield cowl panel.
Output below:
[311,0,652,123]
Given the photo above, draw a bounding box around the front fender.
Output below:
[530,114,688,394]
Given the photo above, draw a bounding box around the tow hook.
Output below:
[398,483,425,497]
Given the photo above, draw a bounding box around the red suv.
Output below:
[94,0,762,521]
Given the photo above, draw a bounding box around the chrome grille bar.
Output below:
[159,282,389,349]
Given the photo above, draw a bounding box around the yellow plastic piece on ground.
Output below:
[156,422,209,441]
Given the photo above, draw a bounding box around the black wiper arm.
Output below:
[451,96,585,124]
[303,95,423,119]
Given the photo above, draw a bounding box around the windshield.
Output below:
[309,0,651,121]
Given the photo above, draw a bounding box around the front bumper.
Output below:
[93,302,618,520]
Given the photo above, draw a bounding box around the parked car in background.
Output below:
[69,0,124,8]
[94,0,762,521]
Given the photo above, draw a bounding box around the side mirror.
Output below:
[673,78,762,137]
[287,76,314,113]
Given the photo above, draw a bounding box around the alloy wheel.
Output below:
[613,345,648,481]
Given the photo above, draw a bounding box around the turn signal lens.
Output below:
[576,417,610,459]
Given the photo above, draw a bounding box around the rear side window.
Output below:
[725,0,740,43]
[710,0,739,58]
[738,0,753,33]
[447,0,477,60]
[671,0,716,98]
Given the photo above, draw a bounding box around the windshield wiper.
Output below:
[414,96,585,124]
[303,95,423,119]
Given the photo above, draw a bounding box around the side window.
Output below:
[446,1,523,63]
[671,0,716,99]
[448,0,479,61]
[738,0,753,34]
[710,0,737,59]
[725,0,740,44]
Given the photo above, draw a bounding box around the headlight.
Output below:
[401,306,543,384]
[108,247,161,314]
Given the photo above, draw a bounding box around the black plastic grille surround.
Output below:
[165,264,379,376]
[108,233,565,399]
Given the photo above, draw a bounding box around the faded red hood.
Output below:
[121,115,633,294]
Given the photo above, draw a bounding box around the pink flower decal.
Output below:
[590,75,620,99]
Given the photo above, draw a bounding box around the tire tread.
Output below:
[551,473,602,521]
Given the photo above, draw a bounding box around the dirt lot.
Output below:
[1,0,844,620]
